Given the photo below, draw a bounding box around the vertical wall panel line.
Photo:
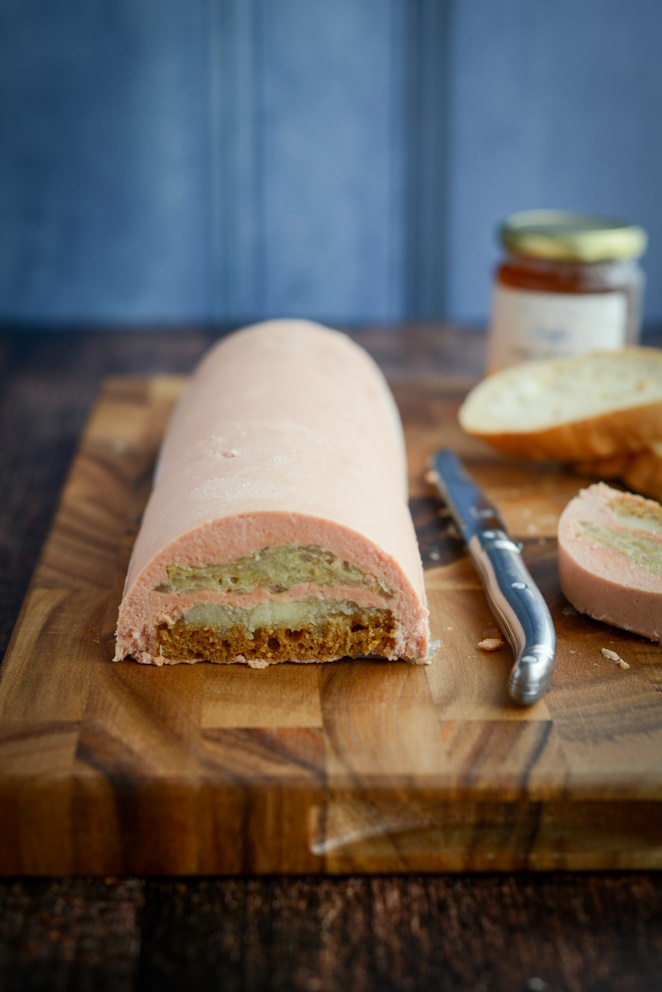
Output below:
[388,0,407,321]
[404,0,450,318]
[209,0,263,320]
[208,0,223,320]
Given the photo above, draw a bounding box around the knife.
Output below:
[428,449,556,706]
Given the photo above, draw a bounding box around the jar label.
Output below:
[487,286,628,371]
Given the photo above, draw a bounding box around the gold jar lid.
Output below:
[499,210,647,263]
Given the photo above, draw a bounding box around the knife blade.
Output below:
[428,448,556,706]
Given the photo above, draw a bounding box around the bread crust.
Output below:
[573,443,662,503]
[572,454,631,479]
[466,398,662,461]
[621,443,662,503]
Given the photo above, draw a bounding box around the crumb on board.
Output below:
[478,637,505,652]
[601,648,620,661]
[600,647,631,670]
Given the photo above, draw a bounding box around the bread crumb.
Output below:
[429,549,441,561]
[478,637,504,652]
[247,655,269,669]
[569,649,576,654]
[601,648,620,661]
[600,647,630,669]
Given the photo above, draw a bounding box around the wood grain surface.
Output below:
[2,353,661,875]
[1,327,662,992]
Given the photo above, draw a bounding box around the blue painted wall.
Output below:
[0,0,660,326]
[447,0,662,324]
[212,0,410,322]
[0,0,213,322]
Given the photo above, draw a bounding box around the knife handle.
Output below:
[467,531,556,706]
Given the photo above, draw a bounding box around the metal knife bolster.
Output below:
[429,449,556,706]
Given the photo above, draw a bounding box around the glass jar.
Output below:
[487,211,647,372]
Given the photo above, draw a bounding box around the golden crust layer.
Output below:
[157,610,396,664]
[621,444,662,504]
[574,443,662,504]
[469,401,662,462]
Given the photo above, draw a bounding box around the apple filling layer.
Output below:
[579,523,662,576]
[157,598,396,664]
[155,544,394,597]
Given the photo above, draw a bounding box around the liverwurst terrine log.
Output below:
[115,320,430,667]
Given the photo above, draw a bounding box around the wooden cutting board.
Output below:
[1,376,661,875]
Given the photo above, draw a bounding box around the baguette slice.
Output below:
[574,441,662,504]
[573,453,632,480]
[621,440,662,504]
[459,348,662,461]
[558,482,662,643]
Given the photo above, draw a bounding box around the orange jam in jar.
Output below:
[487,211,647,372]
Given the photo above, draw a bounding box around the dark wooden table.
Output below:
[1,324,661,992]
